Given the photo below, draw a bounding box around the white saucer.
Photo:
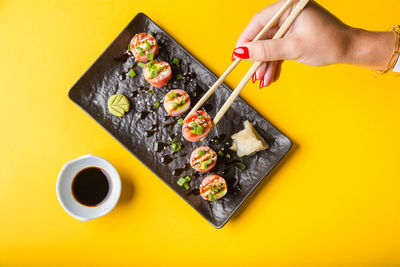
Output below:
[56,154,121,220]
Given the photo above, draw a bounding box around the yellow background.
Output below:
[1,0,400,266]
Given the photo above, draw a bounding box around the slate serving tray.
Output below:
[68,13,291,228]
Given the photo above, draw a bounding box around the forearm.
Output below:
[344,28,394,71]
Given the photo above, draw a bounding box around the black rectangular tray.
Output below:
[68,13,291,228]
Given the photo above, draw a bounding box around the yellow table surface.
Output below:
[1,0,400,266]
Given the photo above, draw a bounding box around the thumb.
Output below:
[233,39,295,62]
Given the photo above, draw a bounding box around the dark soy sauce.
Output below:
[163,121,177,128]
[113,52,130,63]
[169,133,177,141]
[161,155,174,164]
[202,104,213,113]
[119,72,126,81]
[130,91,139,99]
[155,142,168,152]
[145,129,157,137]
[172,167,186,176]
[139,111,151,119]
[71,167,110,207]
[210,134,227,145]
[183,72,197,84]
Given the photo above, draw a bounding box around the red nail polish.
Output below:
[231,51,235,61]
[233,46,249,59]
[252,73,256,83]
[259,78,264,89]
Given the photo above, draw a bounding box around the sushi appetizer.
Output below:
[230,120,269,157]
[143,60,172,88]
[130,33,159,62]
[190,146,217,172]
[163,89,191,116]
[200,174,228,202]
[182,110,213,142]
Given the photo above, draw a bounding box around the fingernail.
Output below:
[252,73,256,83]
[233,46,249,59]
[259,78,264,89]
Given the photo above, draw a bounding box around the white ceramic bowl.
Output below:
[56,154,121,221]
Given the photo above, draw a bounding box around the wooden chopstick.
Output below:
[211,0,310,128]
[184,0,296,122]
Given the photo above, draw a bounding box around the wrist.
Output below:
[343,27,394,71]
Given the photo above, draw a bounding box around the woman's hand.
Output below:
[233,0,394,88]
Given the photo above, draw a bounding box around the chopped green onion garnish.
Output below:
[176,74,183,80]
[155,101,160,108]
[178,118,184,126]
[145,41,152,50]
[147,89,154,95]
[217,151,224,157]
[197,150,205,156]
[127,44,131,52]
[199,116,204,120]
[177,176,191,189]
[214,139,220,144]
[201,162,208,170]
[168,91,176,98]
[172,57,180,65]
[181,99,186,104]
[136,46,144,55]
[177,177,186,187]
[147,52,154,61]
[190,124,204,135]
[151,70,158,79]
[201,159,212,170]
[150,32,155,36]
[171,140,181,152]
[209,193,215,201]
[128,69,136,78]
[138,62,145,68]
[235,162,246,171]
[211,185,218,193]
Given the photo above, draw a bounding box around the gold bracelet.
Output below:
[380,25,400,74]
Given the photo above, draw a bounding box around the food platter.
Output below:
[68,13,292,228]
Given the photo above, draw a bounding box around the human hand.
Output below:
[233,0,394,88]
